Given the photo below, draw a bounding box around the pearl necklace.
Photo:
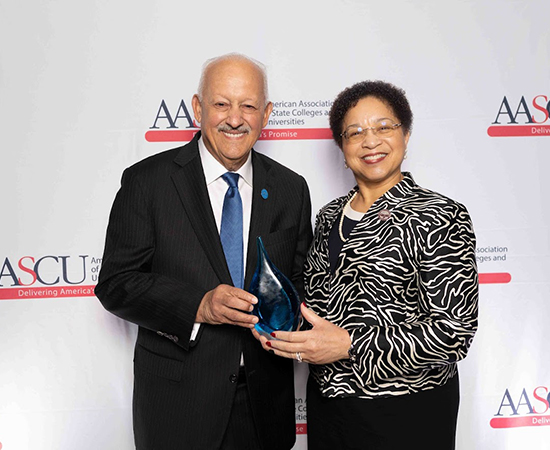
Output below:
[338,191,358,242]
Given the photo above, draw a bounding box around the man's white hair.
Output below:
[197,53,269,105]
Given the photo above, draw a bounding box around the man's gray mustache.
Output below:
[217,125,251,134]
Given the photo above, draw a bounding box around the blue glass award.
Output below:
[249,236,302,338]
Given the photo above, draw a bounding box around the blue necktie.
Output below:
[220,172,244,289]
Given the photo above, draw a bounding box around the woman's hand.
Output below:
[254,303,352,365]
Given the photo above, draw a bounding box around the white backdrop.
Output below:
[1,1,549,449]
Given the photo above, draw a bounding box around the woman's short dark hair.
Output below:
[329,80,413,148]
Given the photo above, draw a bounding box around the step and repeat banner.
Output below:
[1,1,549,449]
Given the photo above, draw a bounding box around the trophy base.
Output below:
[254,322,277,340]
[254,320,301,340]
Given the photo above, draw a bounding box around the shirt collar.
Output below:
[198,137,253,187]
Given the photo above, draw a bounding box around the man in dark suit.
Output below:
[95,53,312,450]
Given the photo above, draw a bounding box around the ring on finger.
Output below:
[296,352,303,363]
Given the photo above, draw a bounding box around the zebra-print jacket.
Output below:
[305,173,478,398]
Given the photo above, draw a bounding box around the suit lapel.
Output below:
[245,151,274,287]
[171,134,233,285]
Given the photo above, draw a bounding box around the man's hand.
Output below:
[196,284,259,328]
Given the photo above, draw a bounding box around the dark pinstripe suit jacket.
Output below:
[95,133,312,450]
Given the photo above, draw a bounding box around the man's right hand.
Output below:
[196,284,259,328]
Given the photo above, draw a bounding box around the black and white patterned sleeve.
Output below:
[349,203,479,386]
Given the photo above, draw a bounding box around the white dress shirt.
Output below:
[191,137,253,341]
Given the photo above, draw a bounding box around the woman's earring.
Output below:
[344,160,349,169]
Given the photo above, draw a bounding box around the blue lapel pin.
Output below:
[261,189,268,199]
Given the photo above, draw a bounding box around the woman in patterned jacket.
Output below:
[261,80,478,449]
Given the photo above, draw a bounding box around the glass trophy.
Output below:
[249,236,302,338]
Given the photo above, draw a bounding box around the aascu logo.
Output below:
[490,386,550,428]
[488,95,550,137]
[0,254,100,300]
